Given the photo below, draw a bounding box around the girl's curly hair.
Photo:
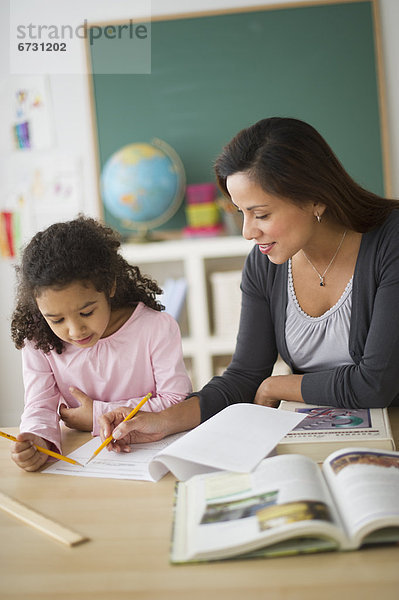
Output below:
[11,216,163,354]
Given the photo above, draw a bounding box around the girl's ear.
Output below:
[110,280,116,298]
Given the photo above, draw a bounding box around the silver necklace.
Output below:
[302,230,347,287]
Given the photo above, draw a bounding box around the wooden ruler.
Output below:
[0,491,89,546]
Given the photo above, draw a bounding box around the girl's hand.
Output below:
[99,408,166,453]
[11,433,50,472]
[60,387,93,431]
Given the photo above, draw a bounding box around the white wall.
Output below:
[0,0,398,425]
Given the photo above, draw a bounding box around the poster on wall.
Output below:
[0,157,83,258]
[12,76,55,151]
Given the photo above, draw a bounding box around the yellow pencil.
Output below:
[0,430,83,467]
[87,392,152,464]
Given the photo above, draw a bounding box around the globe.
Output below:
[101,138,186,237]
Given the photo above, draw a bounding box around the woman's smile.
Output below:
[226,172,318,264]
[257,242,276,255]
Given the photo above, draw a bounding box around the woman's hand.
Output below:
[11,433,50,472]
[254,378,281,408]
[99,408,167,453]
[98,396,201,453]
[59,387,93,431]
[254,375,304,407]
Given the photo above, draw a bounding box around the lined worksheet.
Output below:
[43,433,184,482]
[43,405,306,483]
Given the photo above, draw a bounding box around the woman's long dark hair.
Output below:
[214,117,399,232]
[11,216,163,354]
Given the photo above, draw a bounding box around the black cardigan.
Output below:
[196,210,399,421]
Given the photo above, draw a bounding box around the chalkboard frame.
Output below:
[86,0,391,238]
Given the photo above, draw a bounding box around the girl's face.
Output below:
[36,280,114,348]
[226,172,320,264]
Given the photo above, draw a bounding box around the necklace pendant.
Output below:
[302,230,347,291]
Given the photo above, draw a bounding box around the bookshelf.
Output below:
[121,236,253,389]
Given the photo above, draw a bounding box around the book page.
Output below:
[173,454,347,562]
[323,447,399,547]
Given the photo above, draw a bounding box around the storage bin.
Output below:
[210,270,243,337]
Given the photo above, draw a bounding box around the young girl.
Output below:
[10,216,192,471]
[98,116,399,453]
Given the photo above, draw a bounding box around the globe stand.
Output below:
[124,225,153,244]
[125,227,184,243]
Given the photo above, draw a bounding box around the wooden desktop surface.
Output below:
[1,409,399,600]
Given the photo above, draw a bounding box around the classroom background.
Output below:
[0,0,398,427]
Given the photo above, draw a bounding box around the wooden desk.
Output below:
[1,409,399,600]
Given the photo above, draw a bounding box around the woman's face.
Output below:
[226,171,318,264]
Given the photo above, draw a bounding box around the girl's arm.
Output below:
[20,342,63,452]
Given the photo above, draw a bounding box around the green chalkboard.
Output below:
[87,1,387,236]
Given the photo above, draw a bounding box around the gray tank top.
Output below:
[285,259,354,371]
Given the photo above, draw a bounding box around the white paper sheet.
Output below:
[43,404,306,482]
[43,433,184,482]
[149,404,306,480]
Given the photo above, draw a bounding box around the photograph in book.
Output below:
[276,402,395,462]
[170,447,399,563]
[293,407,371,430]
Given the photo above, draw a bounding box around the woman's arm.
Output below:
[98,395,201,451]
[195,250,279,421]
[99,250,279,445]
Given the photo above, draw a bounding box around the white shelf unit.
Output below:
[121,236,253,390]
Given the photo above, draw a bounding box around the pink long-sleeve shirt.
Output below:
[20,302,192,452]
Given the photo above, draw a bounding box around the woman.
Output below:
[98,117,399,452]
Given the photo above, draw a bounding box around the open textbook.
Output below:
[171,447,399,563]
[276,402,395,462]
[43,404,306,482]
